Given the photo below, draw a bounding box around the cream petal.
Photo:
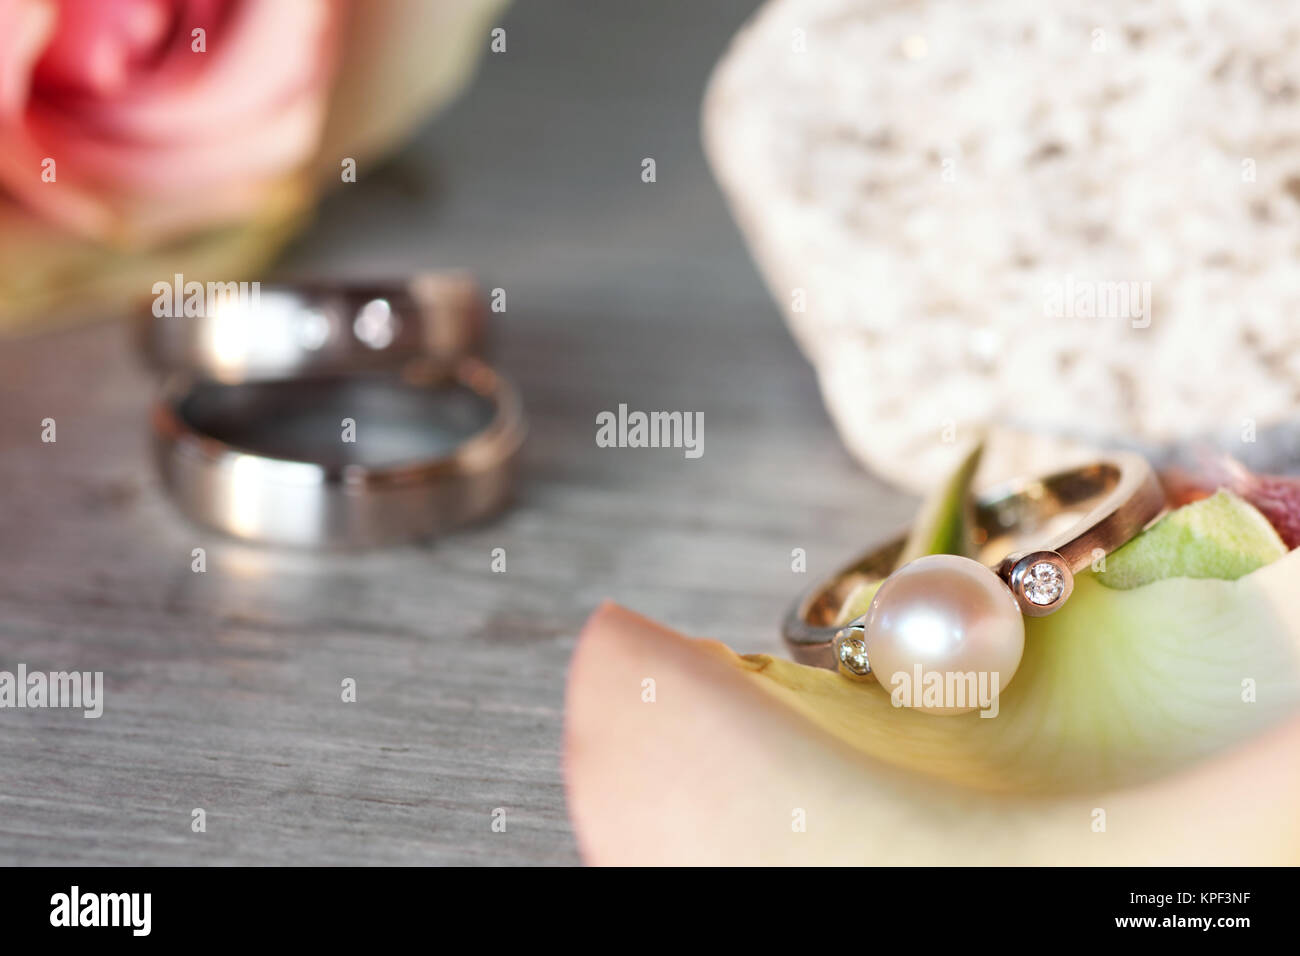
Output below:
[567,551,1300,864]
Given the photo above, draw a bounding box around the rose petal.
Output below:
[314,0,512,173]
[0,0,340,242]
[0,0,54,117]
[1203,458,1300,551]
[33,0,171,97]
[76,0,334,138]
[566,547,1300,864]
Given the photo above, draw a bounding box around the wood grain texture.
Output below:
[0,0,908,865]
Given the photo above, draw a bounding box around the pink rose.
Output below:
[0,0,509,330]
[0,0,340,241]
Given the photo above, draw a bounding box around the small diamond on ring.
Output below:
[836,633,871,675]
[1023,561,1065,606]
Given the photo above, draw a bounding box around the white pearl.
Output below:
[865,554,1024,715]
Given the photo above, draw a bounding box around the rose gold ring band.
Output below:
[782,452,1165,669]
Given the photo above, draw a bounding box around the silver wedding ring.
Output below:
[141,274,524,547]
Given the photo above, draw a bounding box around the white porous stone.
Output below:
[704,0,1300,491]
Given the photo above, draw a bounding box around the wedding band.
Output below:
[782,453,1164,690]
[152,357,525,547]
[138,272,484,383]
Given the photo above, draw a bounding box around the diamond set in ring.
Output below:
[835,632,871,676]
[1022,561,1066,606]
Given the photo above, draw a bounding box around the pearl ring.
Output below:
[781,453,1164,713]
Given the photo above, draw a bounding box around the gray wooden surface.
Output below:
[0,0,908,865]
